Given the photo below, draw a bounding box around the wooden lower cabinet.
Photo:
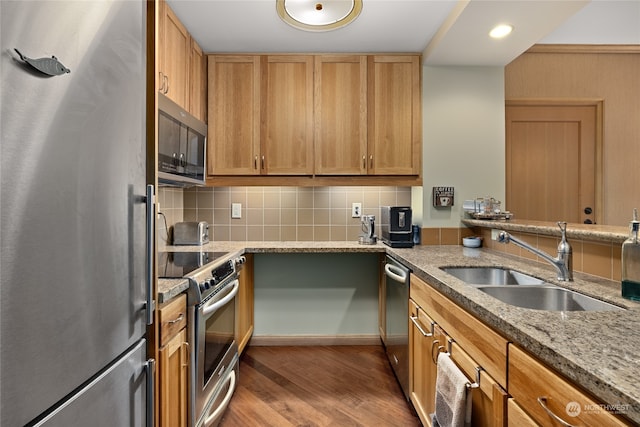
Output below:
[158,294,189,427]
[236,253,254,354]
[507,398,539,426]
[409,300,436,422]
[409,274,508,427]
[508,344,632,427]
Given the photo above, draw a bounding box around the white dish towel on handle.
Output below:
[430,352,472,427]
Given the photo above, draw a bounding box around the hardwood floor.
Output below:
[220,345,421,427]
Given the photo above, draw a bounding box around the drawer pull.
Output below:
[410,316,433,337]
[167,313,184,325]
[537,397,576,427]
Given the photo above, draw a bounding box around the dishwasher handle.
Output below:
[385,263,408,283]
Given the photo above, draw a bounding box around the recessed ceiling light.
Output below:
[489,24,514,39]
[276,0,363,32]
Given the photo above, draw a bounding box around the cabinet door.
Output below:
[262,55,314,175]
[449,341,507,427]
[189,39,207,122]
[314,55,367,175]
[368,55,421,175]
[159,328,189,427]
[161,0,190,109]
[235,254,254,354]
[208,55,261,175]
[409,300,437,425]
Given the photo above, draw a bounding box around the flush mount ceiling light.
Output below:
[489,24,514,39]
[276,0,363,32]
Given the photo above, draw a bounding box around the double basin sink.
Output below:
[441,267,623,312]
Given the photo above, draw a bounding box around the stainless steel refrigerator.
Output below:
[1,1,154,426]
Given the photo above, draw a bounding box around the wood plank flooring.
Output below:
[220,345,421,427]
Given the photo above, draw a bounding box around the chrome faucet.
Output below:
[497,221,573,281]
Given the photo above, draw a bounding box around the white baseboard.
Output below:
[248,334,382,346]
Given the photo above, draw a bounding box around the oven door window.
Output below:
[202,295,235,388]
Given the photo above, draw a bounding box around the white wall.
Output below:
[253,253,380,336]
[418,66,506,227]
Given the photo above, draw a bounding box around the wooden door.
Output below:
[506,102,601,224]
[368,55,421,175]
[208,55,261,175]
[161,2,190,109]
[262,55,314,175]
[314,55,367,175]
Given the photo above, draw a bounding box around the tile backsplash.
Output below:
[158,186,411,243]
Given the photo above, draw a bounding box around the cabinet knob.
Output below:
[369,155,373,169]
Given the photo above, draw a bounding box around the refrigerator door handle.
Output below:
[145,184,155,326]
[145,358,156,427]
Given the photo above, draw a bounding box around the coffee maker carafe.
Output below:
[359,215,377,245]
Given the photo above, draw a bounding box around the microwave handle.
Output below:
[202,279,239,316]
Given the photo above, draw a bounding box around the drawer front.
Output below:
[507,398,540,427]
[159,294,187,347]
[410,273,508,387]
[509,344,631,427]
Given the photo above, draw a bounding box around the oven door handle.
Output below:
[202,279,239,316]
[203,369,237,426]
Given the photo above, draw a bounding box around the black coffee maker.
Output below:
[380,206,414,248]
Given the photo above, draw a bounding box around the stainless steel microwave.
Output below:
[158,93,207,186]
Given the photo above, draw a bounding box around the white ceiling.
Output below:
[168,0,640,66]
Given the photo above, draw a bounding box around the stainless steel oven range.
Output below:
[159,251,245,427]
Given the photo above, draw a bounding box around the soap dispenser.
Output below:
[622,208,640,300]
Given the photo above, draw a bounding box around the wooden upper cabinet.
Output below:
[206,53,422,182]
[159,0,190,110]
[368,55,421,175]
[314,55,367,175]
[207,55,261,175]
[262,55,314,175]
[189,39,207,122]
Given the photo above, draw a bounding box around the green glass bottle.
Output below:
[622,208,640,301]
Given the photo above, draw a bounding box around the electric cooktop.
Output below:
[157,251,229,278]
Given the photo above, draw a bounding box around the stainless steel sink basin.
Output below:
[441,266,624,311]
[478,285,623,311]
[441,267,544,285]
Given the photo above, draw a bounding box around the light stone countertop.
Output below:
[462,218,629,243]
[158,240,640,423]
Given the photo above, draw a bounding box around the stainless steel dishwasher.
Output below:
[383,255,411,400]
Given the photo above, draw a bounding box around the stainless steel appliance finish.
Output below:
[160,252,244,427]
[381,206,414,248]
[158,92,207,186]
[1,2,153,426]
[359,215,377,245]
[383,255,411,400]
[174,221,210,245]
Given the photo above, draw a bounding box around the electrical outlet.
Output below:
[352,203,362,218]
[231,203,242,219]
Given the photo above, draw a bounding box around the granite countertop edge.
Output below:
[157,240,640,422]
[462,218,628,244]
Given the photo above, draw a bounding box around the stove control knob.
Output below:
[199,281,207,293]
